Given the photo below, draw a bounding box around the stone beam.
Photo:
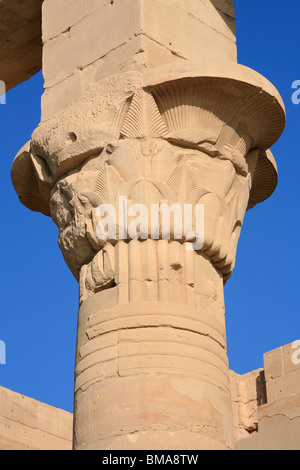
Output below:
[0,0,43,92]
[41,0,237,121]
[0,0,235,95]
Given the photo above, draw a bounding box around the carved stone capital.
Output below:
[12,62,285,290]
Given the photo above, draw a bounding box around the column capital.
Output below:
[12,61,285,282]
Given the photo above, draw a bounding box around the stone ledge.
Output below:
[0,0,43,92]
[0,386,72,451]
[234,340,300,450]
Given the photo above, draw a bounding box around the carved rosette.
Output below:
[11,62,285,300]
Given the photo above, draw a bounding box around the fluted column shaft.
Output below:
[74,241,233,449]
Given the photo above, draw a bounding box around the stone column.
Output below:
[11,1,285,450]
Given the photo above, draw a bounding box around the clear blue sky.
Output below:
[0,1,299,414]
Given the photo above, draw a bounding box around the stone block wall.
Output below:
[264,341,300,403]
[0,387,72,450]
[235,341,300,450]
[230,368,266,441]
[41,0,237,120]
[1,340,298,450]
